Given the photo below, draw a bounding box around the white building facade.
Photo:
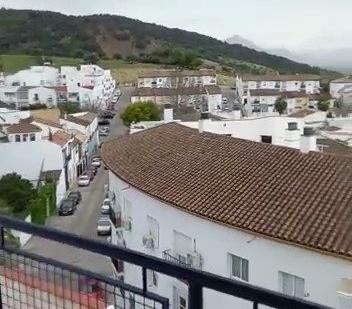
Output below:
[330,77,352,99]
[108,172,352,309]
[236,74,321,105]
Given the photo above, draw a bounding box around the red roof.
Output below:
[51,130,72,146]
[102,123,352,259]
[7,123,42,134]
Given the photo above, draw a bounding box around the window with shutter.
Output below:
[279,271,305,298]
[229,254,249,282]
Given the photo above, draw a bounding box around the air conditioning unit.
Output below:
[123,217,132,231]
[142,235,155,249]
[186,251,203,269]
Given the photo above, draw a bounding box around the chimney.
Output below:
[199,112,210,133]
[163,104,173,123]
[284,122,300,149]
[300,127,317,153]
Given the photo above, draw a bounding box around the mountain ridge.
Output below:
[0,8,327,75]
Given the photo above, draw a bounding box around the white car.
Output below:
[78,175,90,187]
[115,89,121,96]
[91,158,101,167]
[101,199,111,214]
[97,217,111,236]
[222,97,228,103]
[99,128,109,136]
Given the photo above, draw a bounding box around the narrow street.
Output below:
[24,87,133,276]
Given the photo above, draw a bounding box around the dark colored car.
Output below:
[86,170,95,181]
[67,194,80,205]
[58,199,76,216]
[68,191,82,201]
[98,119,110,126]
[88,165,98,176]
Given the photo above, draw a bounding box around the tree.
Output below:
[0,173,37,213]
[120,101,161,127]
[275,97,287,115]
[83,53,99,64]
[113,53,123,60]
[317,100,330,112]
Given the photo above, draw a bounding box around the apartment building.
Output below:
[236,74,321,105]
[102,122,352,309]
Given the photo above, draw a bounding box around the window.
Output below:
[15,134,21,142]
[173,231,192,263]
[30,133,36,141]
[229,254,249,281]
[261,135,272,144]
[158,78,162,82]
[147,270,158,288]
[173,287,188,309]
[23,134,28,142]
[145,216,159,248]
[279,271,305,298]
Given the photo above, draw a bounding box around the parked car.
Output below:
[101,204,111,215]
[222,97,228,103]
[68,191,82,203]
[58,199,76,216]
[67,194,80,205]
[91,158,101,167]
[78,175,90,187]
[99,128,109,137]
[88,165,98,176]
[98,119,110,126]
[86,170,95,181]
[115,89,121,96]
[97,217,112,236]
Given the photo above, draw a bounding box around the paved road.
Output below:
[24,87,133,276]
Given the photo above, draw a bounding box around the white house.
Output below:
[0,140,66,204]
[60,112,99,162]
[0,107,30,136]
[330,77,352,99]
[137,69,217,88]
[131,86,222,113]
[236,74,321,105]
[4,66,59,87]
[131,107,325,151]
[6,122,42,143]
[60,65,115,109]
[102,123,352,309]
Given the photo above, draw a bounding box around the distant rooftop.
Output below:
[7,122,42,134]
[331,76,352,84]
[132,85,221,97]
[241,74,321,82]
[138,69,216,78]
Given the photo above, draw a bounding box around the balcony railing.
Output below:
[162,249,202,270]
[0,215,332,309]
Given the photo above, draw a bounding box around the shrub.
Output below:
[275,97,287,115]
[120,101,161,127]
[317,100,330,112]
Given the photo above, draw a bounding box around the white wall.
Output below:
[0,108,30,125]
[5,66,59,87]
[330,82,351,99]
[28,87,57,106]
[8,131,42,143]
[109,172,352,309]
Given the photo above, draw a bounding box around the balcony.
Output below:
[162,249,202,270]
[0,215,331,309]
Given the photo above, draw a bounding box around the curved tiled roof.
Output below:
[102,123,352,259]
[7,123,42,134]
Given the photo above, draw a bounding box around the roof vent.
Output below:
[287,122,298,131]
[200,112,209,120]
[303,127,315,136]
[164,103,172,109]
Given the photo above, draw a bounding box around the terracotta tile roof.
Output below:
[102,123,352,259]
[317,138,352,158]
[132,87,208,97]
[241,74,321,82]
[21,116,62,129]
[7,123,42,134]
[51,130,72,147]
[249,89,280,96]
[289,110,316,118]
[139,69,216,78]
[281,91,308,99]
[62,112,97,127]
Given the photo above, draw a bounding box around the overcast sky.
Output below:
[1,0,351,51]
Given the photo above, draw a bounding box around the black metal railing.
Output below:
[162,249,190,267]
[0,215,332,309]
